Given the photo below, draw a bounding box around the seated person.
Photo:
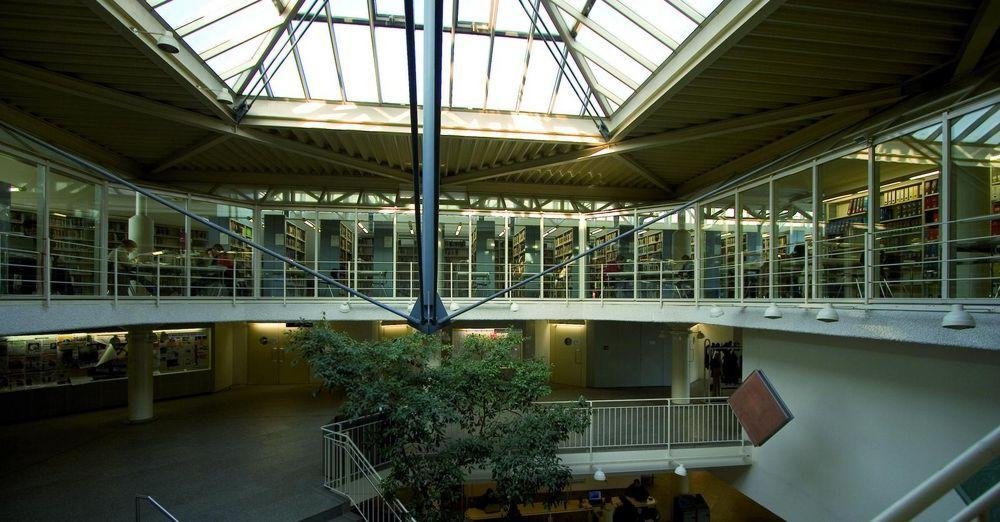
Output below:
[625,479,650,502]
[473,488,500,512]
[108,239,138,295]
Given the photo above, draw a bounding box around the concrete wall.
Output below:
[586,321,673,388]
[718,329,1000,521]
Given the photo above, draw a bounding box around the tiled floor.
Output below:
[0,385,346,522]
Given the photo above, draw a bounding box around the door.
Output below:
[246,323,311,384]
[550,324,585,387]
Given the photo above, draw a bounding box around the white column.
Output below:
[127,327,155,423]
[670,329,690,403]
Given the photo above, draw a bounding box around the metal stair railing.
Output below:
[135,495,178,522]
[873,424,1000,522]
[323,422,413,522]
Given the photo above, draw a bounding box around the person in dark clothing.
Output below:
[710,351,723,396]
[625,479,649,502]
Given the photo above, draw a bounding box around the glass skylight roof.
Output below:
[145,0,724,117]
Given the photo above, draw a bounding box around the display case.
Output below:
[0,327,211,392]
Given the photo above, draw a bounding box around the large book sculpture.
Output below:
[727,369,793,446]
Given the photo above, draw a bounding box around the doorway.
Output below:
[247,323,311,384]
[549,323,586,387]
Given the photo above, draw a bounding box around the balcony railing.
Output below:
[1,214,996,306]
[321,399,746,521]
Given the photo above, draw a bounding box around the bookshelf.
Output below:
[589,229,619,268]
[48,213,97,292]
[283,221,307,261]
[824,174,941,297]
[396,232,416,296]
[510,226,540,297]
[544,229,575,297]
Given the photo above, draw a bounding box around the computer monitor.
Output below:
[588,490,602,503]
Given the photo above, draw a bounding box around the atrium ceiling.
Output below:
[0,0,997,210]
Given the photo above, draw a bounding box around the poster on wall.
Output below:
[153,329,211,375]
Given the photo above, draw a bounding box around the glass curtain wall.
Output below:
[47,171,101,296]
[471,214,504,298]
[773,168,813,299]
[873,123,943,298]
[316,211,355,298]
[817,148,869,299]
[949,104,1000,298]
[188,199,253,297]
[585,214,622,299]
[635,210,674,299]
[739,182,771,299]
[439,214,469,299]
[542,217,578,298]
[285,210,318,297]
[508,216,540,298]
[0,154,41,296]
[106,187,189,297]
[395,212,418,299]
[701,196,736,299]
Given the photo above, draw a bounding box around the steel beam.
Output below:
[82,0,234,122]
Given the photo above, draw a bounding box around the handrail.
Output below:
[135,495,179,522]
[873,424,1000,522]
[323,421,413,522]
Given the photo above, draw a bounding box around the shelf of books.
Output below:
[544,229,575,297]
[396,233,417,296]
[825,174,940,297]
[48,213,98,289]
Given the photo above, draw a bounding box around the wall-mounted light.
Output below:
[339,302,351,314]
[154,33,181,54]
[509,302,519,312]
[764,303,782,319]
[593,468,606,481]
[214,88,234,106]
[674,463,688,477]
[816,303,839,323]
[709,305,724,318]
[942,304,975,330]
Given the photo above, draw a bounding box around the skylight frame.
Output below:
[145,0,727,120]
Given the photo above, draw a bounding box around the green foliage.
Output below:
[288,323,590,520]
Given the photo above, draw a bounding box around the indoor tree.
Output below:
[288,324,590,521]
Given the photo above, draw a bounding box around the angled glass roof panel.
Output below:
[299,21,342,100]
[485,36,528,111]
[685,0,725,17]
[625,1,697,44]
[450,33,490,109]
[149,0,731,120]
[588,62,631,104]
[458,0,492,24]
[329,0,369,20]
[267,48,306,98]
[495,0,532,33]
[588,2,669,64]
[206,32,269,81]
[551,58,590,116]
[334,23,379,102]
[518,40,562,113]
[575,27,648,86]
[181,1,280,57]
[375,27,409,104]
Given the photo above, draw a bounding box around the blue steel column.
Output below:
[418,0,444,329]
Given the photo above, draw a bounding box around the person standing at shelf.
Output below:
[604,256,621,298]
[109,239,138,296]
[210,244,236,294]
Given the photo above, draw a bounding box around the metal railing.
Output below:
[135,495,178,522]
[322,416,413,522]
[536,397,745,452]
[873,424,1000,522]
[321,400,745,520]
[2,215,996,306]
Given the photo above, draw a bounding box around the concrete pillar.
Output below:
[670,329,690,403]
[127,326,155,423]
